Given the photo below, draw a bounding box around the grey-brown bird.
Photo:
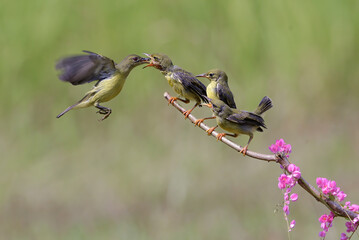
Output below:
[56,51,149,120]
[203,96,273,155]
[143,53,208,118]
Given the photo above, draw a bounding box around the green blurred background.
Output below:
[1,0,358,239]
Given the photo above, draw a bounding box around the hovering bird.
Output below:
[196,69,236,108]
[143,53,208,118]
[56,51,149,120]
[203,96,273,155]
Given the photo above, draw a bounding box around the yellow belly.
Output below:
[78,73,124,105]
[206,82,218,100]
[165,73,200,102]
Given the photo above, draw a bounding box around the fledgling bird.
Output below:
[194,69,237,126]
[204,96,273,155]
[196,69,236,108]
[143,53,208,118]
[56,51,149,120]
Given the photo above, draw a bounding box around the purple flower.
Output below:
[345,221,356,232]
[340,233,348,240]
[278,174,289,190]
[316,177,327,189]
[289,220,296,231]
[349,204,359,212]
[283,205,290,215]
[269,138,292,157]
[337,191,347,202]
[287,164,296,173]
[318,213,335,236]
[292,170,301,179]
[290,193,298,202]
[317,177,348,203]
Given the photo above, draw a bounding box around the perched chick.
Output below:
[56,51,148,120]
[205,96,273,155]
[196,69,236,108]
[143,53,208,118]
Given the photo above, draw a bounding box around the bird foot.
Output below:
[240,146,248,156]
[216,133,226,141]
[97,110,112,121]
[183,110,192,119]
[194,119,204,126]
[168,97,178,105]
[206,127,217,135]
[96,110,108,114]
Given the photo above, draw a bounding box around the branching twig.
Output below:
[164,92,358,221]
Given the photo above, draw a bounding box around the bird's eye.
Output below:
[209,73,214,77]
[153,56,159,61]
[132,57,139,62]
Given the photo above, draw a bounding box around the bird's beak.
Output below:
[143,62,156,69]
[139,57,150,63]
[143,53,152,58]
[196,73,208,79]
[142,53,156,68]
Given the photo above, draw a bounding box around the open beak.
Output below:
[196,73,208,79]
[143,62,157,69]
[139,57,150,63]
[142,53,156,68]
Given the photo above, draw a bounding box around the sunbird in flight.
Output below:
[56,51,149,120]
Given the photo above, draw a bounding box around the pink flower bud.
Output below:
[290,193,298,202]
[289,220,296,230]
[283,205,290,215]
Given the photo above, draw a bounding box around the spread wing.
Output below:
[55,50,116,85]
[226,111,266,128]
[172,69,208,103]
[217,83,236,108]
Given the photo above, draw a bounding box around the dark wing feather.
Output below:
[226,111,266,128]
[172,70,208,103]
[217,83,236,108]
[55,50,116,85]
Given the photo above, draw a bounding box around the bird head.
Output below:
[196,69,228,83]
[142,53,173,71]
[118,54,150,72]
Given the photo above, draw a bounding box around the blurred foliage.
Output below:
[0,0,358,239]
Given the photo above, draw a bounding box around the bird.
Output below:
[142,53,208,118]
[203,96,273,155]
[194,69,237,126]
[55,51,149,120]
[196,69,236,108]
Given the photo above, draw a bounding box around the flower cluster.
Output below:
[317,178,359,239]
[269,138,292,157]
[342,202,359,239]
[316,177,347,201]
[270,139,299,232]
[318,212,335,238]
[278,163,301,232]
[270,139,359,238]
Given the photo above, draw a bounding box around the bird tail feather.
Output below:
[56,103,79,118]
[254,96,273,115]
